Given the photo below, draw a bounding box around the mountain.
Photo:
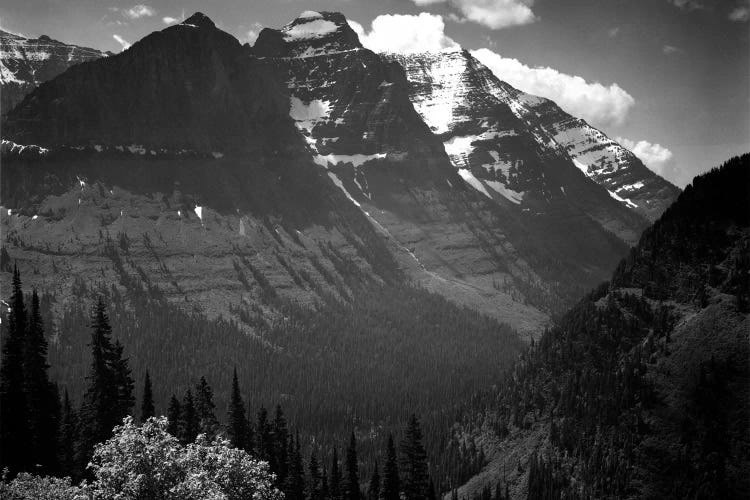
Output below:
[388,49,679,227]
[0,11,691,481]
[448,154,749,499]
[0,29,109,115]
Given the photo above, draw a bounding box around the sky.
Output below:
[1,0,748,187]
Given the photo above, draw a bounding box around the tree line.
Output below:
[0,268,443,500]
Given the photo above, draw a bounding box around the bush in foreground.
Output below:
[1,416,282,500]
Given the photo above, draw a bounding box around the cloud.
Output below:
[348,14,459,53]
[411,0,537,29]
[242,22,264,45]
[123,5,155,20]
[162,16,178,24]
[112,34,131,51]
[729,3,750,21]
[667,0,704,10]
[472,48,635,128]
[662,44,682,54]
[616,137,674,175]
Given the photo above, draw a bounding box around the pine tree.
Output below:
[194,376,219,438]
[273,404,290,484]
[382,434,400,500]
[23,289,58,473]
[0,266,29,474]
[140,370,155,423]
[76,297,134,475]
[285,431,305,500]
[322,465,330,500]
[244,400,255,455]
[309,450,323,500]
[399,415,430,500]
[58,389,77,476]
[226,368,249,449]
[180,389,198,443]
[166,394,181,437]
[344,432,360,500]
[330,447,342,500]
[368,460,381,500]
[256,406,271,461]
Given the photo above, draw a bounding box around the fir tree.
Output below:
[226,368,249,449]
[285,431,305,500]
[140,370,155,423]
[194,376,219,438]
[256,406,271,461]
[322,465,330,500]
[368,461,381,500]
[58,389,77,476]
[309,450,323,500]
[344,432,360,500]
[273,404,290,484]
[76,297,134,475]
[166,394,181,437]
[0,266,29,474]
[180,389,198,443]
[330,447,342,500]
[23,289,58,473]
[382,434,400,500]
[399,415,430,500]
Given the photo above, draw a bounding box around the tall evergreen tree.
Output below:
[285,431,305,500]
[322,465,330,500]
[273,404,289,484]
[309,450,323,500]
[330,447,342,500]
[76,297,134,475]
[58,389,77,476]
[226,368,249,449]
[244,400,255,455]
[194,376,219,438]
[382,434,400,500]
[256,406,271,461]
[344,432,360,500]
[23,289,58,473]
[0,266,29,474]
[179,389,198,443]
[140,370,155,423]
[399,415,429,500]
[166,394,181,437]
[368,461,381,500]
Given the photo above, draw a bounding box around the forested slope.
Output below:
[450,154,749,499]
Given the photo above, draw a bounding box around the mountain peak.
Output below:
[251,11,361,58]
[182,12,215,29]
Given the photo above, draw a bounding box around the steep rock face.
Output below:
[390,50,679,224]
[250,12,640,328]
[389,49,655,244]
[0,29,109,114]
[483,71,681,222]
[3,14,296,155]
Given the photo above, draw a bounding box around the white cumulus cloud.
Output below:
[472,48,635,128]
[616,137,674,175]
[123,5,155,20]
[411,0,537,29]
[112,34,131,51]
[162,16,178,24]
[348,14,459,53]
[729,5,749,21]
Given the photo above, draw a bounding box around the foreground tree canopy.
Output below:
[0,416,283,500]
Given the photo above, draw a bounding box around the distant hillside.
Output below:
[450,154,749,499]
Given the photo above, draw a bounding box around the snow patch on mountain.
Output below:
[283,19,339,41]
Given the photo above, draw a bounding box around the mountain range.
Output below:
[0,10,745,499]
[1,11,679,333]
